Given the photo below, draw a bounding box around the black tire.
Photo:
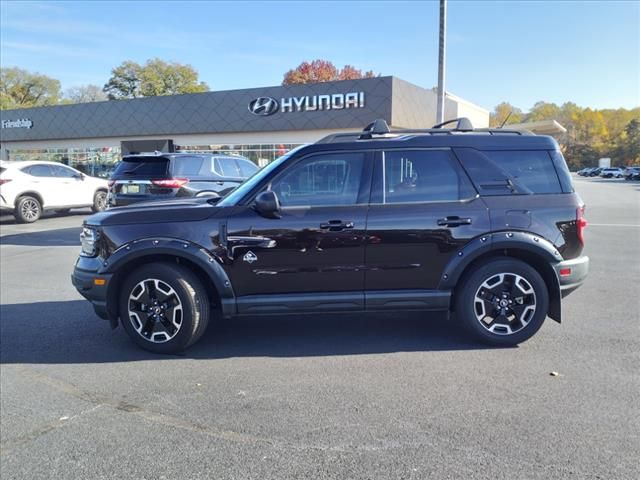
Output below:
[14,195,42,223]
[455,258,549,346]
[119,263,210,354]
[55,209,71,215]
[92,190,107,213]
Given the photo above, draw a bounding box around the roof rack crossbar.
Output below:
[432,117,474,131]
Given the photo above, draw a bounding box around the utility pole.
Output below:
[436,0,447,124]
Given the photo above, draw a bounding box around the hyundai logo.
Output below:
[248,97,279,116]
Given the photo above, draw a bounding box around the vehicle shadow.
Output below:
[0,211,89,225]
[0,227,81,246]
[0,300,499,365]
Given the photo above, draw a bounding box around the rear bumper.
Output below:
[554,255,589,297]
[71,262,113,321]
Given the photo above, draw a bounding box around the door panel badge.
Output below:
[243,251,258,264]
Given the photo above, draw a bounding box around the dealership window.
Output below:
[175,143,301,166]
[5,142,299,178]
[6,146,121,178]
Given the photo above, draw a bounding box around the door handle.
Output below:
[320,220,354,231]
[437,216,472,227]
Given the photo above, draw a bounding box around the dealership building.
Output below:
[0,76,490,177]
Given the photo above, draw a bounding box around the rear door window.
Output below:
[372,149,476,203]
[112,157,169,178]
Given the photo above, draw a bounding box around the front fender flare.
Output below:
[98,237,236,322]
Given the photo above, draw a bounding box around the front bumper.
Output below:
[71,260,113,322]
[554,255,589,297]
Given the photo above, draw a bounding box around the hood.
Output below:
[87,197,221,226]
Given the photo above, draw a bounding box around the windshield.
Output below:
[217,145,307,206]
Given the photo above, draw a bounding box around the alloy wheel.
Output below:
[95,192,107,211]
[20,199,40,221]
[127,278,184,343]
[473,272,537,335]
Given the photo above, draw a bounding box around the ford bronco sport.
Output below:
[72,118,589,353]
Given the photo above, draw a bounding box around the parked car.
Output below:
[72,118,589,353]
[107,153,258,207]
[623,166,640,180]
[577,168,591,176]
[0,160,108,223]
[600,167,624,178]
[588,167,603,177]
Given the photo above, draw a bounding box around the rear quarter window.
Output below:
[171,156,206,176]
[455,148,563,195]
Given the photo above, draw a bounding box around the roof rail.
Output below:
[315,118,533,144]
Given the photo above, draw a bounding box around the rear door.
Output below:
[364,148,491,295]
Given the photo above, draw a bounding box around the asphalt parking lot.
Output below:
[1,176,638,480]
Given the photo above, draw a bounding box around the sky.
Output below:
[1,0,638,112]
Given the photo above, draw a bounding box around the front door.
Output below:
[364,148,491,293]
[225,151,372,312]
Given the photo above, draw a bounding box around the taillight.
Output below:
[0,179,12,185]
[151,178,189,188]
[577,206,588,245]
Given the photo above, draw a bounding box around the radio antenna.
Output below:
[499,110,513,129]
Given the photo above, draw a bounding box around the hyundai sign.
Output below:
[249,92,365,116]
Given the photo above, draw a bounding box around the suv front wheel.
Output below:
[119,263,210,353]
[455,258,549,346]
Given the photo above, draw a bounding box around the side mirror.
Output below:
[74,173,85,181]
[254,190,281,219]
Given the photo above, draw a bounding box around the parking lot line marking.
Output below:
[587,223,640,228]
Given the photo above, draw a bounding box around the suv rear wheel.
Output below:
[15,195,42,223]
[119,263,210,354]
[455,258,549,346]
[92,190,107,213]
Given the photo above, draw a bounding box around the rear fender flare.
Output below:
[438,231,562,322]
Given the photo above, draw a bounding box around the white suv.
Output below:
[0,161,109,223]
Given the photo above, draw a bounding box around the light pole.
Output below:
[436,0,447,124]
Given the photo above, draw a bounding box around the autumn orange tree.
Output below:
[282,60,376,85]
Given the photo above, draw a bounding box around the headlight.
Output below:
[80,227,99,257]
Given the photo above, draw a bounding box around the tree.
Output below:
[138,58,209,97]
[0,67,61,109]
[622,118,640,164]
[489,102,523,127]
[337,65,376,81]
[103,59,209,100]
[64,84,107,103]
[282,60,378,85]
[526,101,561,122]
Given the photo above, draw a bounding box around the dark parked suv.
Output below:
[107,152,258,207]
[72,118,589,353]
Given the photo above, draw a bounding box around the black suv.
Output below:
[72,118,589,353]
[107,152,258,207]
